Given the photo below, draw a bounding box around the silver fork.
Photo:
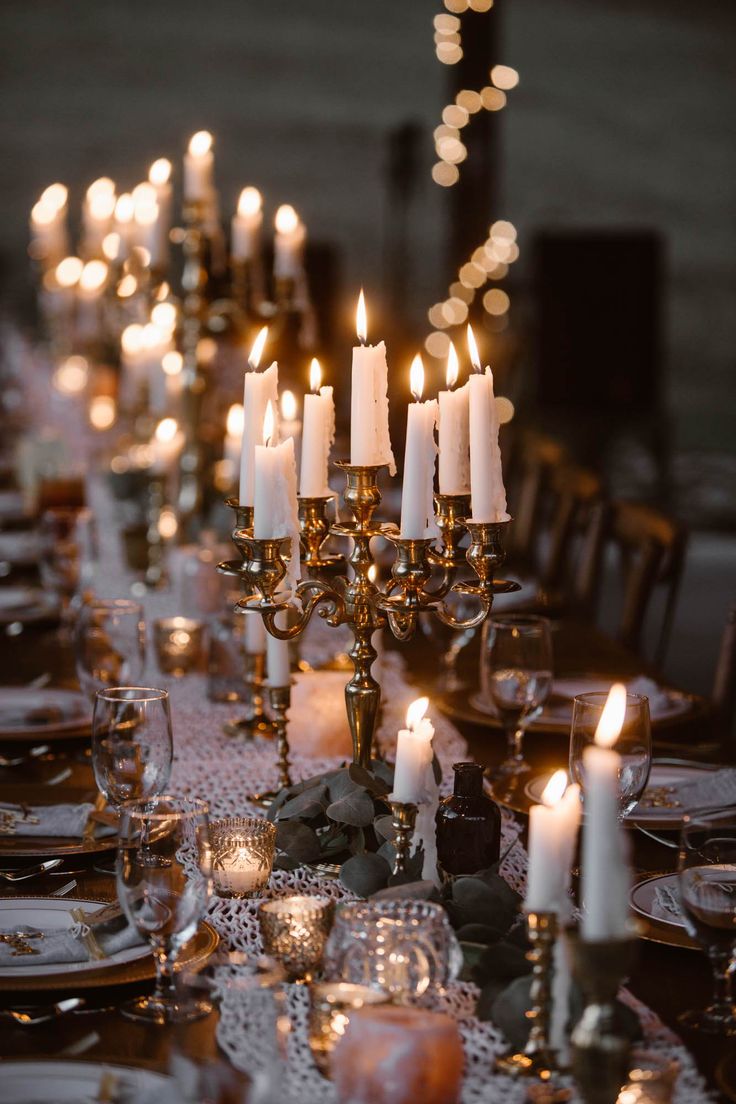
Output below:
[0,997,85,1026]
[0,858,63,881]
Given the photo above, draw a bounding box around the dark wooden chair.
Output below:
[713,605,736,760]
[505,431,568,572]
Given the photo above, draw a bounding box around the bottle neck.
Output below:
[453,763,484,798]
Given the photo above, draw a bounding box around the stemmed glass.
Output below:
[117,795,212,1023]
[480,615,553,776]
[75,599,145,702]
[569,691,652,818]
[420,592,479,692]
[92,687,173,810]
[678,806,736,1034]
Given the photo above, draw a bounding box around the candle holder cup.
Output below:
[569,930,640,1104]
[429,492,472,571]
[496,910,563,1080]
[216,498,255,578]
[389,800,418,878]
[298,495,343,574]
[259,895,335,982]
[211,816,276,899]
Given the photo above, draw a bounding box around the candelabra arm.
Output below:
[435,595,490,630]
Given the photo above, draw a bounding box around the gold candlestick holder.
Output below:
[223,651,273,739]
[389,800,418,878]
[496,910,562,1079]
[217,498,255,578]
[251,682,294,806]
[224,460,519,770]
[570,932,639,1104]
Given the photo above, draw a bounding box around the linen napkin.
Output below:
[665,767,736,812]
[0,801,115,838]
[0,916,142,967]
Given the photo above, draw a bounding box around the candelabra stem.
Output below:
[345,629,380,770]
[223,652,274,740]
[496,910,562,1079]
[389,801,418,878]
[251,683,293,807]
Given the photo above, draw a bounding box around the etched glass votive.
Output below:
[308,981,390,1076]
[154,616,205,677]
[211,817,276,899]
[259,895,335,981]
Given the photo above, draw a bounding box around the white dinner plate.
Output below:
[2,1059,172,1103]
[0,586,59,625]
[0,686,91,739]
[0,897,148,979]
[524,761,717,830]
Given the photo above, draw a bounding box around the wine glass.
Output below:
[75,599,145,701]
[117,795,212,1024]
[420,591,479,692]
[569,692,652,818]
[678,806,736,1034]
[480,615,553,776]
[92,687,173,810]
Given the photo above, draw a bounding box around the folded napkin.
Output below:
[668,767,736,813]
[0,916,142,967]
[0,801,115,839]
[652,882,682,923]
[552,676,675,716]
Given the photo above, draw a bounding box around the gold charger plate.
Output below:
[629,872,698,952]
[0,784,117,858]
[1,897,219,992]
[0,687,91,742]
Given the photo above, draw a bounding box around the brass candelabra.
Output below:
[222,461,519,768]
[496,910,562,1079]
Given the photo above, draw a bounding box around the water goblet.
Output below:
[569,691,652,818]
[92,686,173,810]
[677,805,736,1034]
[116,795,212,1024]
[420,591,479,692]
[480,615,553,776]
[75,599,145,701]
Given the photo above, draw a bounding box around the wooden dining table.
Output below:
[0,607,732,1101]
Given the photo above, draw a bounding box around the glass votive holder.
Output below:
[331,1005,464,1104]
[211,817,276,899]
[154,616,205,676]
[308,981,390,1076]
[259,895,335,982]
[617,1050,680,1104]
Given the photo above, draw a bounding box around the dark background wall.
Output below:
[1,0,734,453]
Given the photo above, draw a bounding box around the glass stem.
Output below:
[708,948,733,1017]
[151,939,178,1006]
[506,723,524,764]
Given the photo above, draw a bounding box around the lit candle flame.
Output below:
[310,357,322,394]
[274,203,299,234]
[406,696,429,730]
[55,257,83,289]
[151,302,177,331]
[238,186,262,218]
[188,130,213,158]
[356,289,367,344]
[226,403,244,437]
[121,324,144,355]
[262,401,275,447]
[446,341,459,389]
[102,233,120,261]
[594,683,627,748]
[162,351,183,377]
[148,158,172,186]
[541,769,568,807]
[86,178,115,201]
[132,182,157,208]
[40,183,68,210]
[410,353,424,401]
[281,389,298,422]
[467,323,481,373]
[115,193,134,224]
[155,417,178,444]
[248,326,269,370]
[78,260,108,293]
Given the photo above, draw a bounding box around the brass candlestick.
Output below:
[223,651,273,739]
[496,910,562,1079]
[225,462,519,769]
[390,800,418,878]
[251,682,294,806]
[570,933,639,1104]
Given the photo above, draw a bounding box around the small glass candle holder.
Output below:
[154,616,205,676]
[308,981,390,1076]
[211,816,276,899]
[259,895,335,982]
[617,1050,680,1104]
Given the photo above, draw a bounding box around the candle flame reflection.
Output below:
[541,769,568,807]
[467,324,481,373]
[356,289,367,344]
[406,696,429,730]
[410,354,424,401]
[263,401,275,447]
[446,341,459,389]
[248,326,268,370]
[594,683,627,748]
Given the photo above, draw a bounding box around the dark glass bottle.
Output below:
[435,762,501,877]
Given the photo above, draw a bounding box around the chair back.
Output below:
[713,605,736,759]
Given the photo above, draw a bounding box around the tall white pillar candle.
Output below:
[300,358,335,497]
[349,291,396,473]
[184,131,214,203]
[239,330,278,506]
[467,325,508,523]
[232,187,263,261]
[266,609,291,687]
[391,697,435,805]
[438,341,470,495]
[148,159,172,266]
[400,355,437,539]
[253,409,301,594]
[273,204,306,279]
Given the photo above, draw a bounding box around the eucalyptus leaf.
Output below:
[326,787,375,827]
[275,820,322,863]
[370,759,394,787]
[274,854,301,872]
[377,840,397,867]
[340,852,392,897]
[455,923,507,945]
[266,788,290,822]
[348,826,366,855]
[371,880,439,902]
[326,768,363,802]
[373,814,397,843]
[278,783,328,821]
[450,872,521,933]
[431,751,443,787]
[348,763,391,796]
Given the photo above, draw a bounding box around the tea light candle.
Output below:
[437,341,470,495]
[211,816,276,899]
[259,895,335,981]
[153,616,204,677]
[332,1005,464,1104]
[467,324,508,523]
[350,291,396,473]
[391,697,435,805]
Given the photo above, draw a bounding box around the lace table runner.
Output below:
[85,478,713,1104]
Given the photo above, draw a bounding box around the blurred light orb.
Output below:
[55,256,83,288]
[40,183,68,210]
[457,89,482,114]
[79,260,108,292]
[117,274,137,298]
[443,0,469,12]
[121,324,144,356]
[434,14,460,31]
[151,302,177,331]
[53,356,88,394]
[158,508,178,540]
[148,158,172,186]
[459,262,486,289]
[449,281,474,304]
[442,104,469,128]
[491,65,519,90]
[431,162,460,187]
[428,303,448,328]
[188,131,213,157]
[89,395,116,430]
[496,396,515,424]
[483,288,510,315]
[480,87,506,110]
[490,219,517,242]
[436,41,463,64]
[469,0,494,9]
[238,187,262,217]
[162,351,183,377]
[102,233,121,261]
[425,331,451,358]
[434,124,460,143]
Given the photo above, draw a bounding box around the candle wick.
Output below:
[358,336,367,348]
